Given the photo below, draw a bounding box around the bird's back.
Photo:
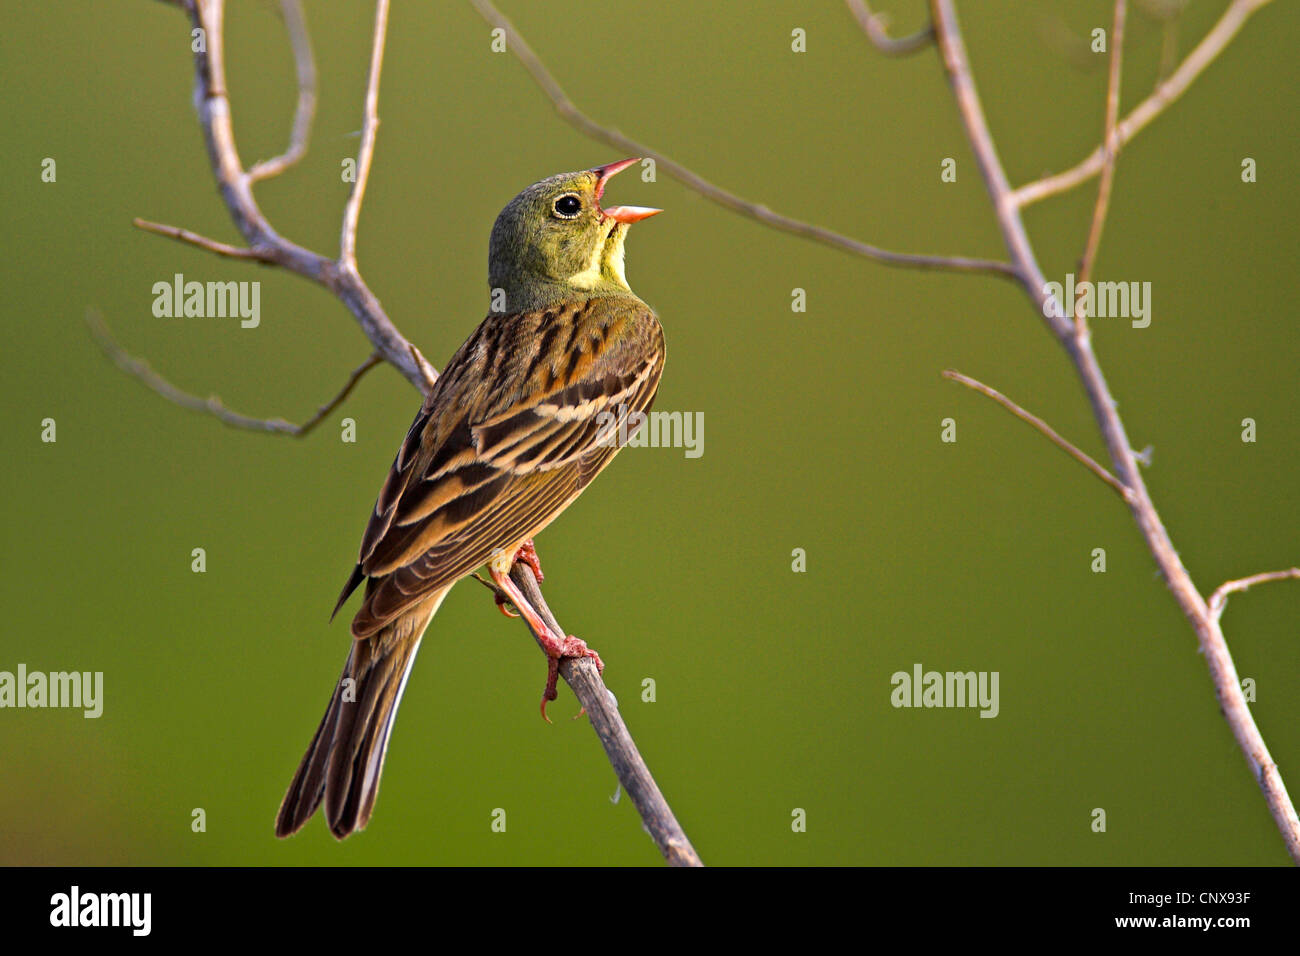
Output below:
[338,294,664,639]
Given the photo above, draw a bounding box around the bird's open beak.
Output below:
[592,158,662,224]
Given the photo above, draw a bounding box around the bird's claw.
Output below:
[514,538,544,583]
[494,591,520,618]
[539,655,561,724]
[538,635,603,723]
[490,540,543,618]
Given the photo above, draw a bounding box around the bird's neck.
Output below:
[492,276,630,314]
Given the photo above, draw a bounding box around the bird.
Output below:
[274,159,664,840]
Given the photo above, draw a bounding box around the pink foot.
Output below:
[538,636,603,723]
[491,540,542,617]
[514,539,544,583]
[495,591,520,618]
[488,558,603,723]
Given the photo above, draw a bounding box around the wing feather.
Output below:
[341,296,664,638]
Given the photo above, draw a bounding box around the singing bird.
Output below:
[275,159,664,839]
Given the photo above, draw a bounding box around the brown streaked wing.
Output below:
[346,297,664,638]
[331,403,435,618]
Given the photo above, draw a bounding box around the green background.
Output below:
[2,0,1296,865]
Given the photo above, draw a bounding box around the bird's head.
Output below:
[488,158,660,311]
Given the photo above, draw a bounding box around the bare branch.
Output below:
[133,217,262,260]
[508,563,703,867]
[927,1,1069,337]
[1012,0,1274,208]
[1209,569,1300,623]
[468,565,702,864]
[163,0,431,391]
[931,0,1300,862]
[1075,0,1127,322]
[942,369,1132,503]
[846,0,934,56]
[408,342,439,391]
[339,0,388,270]
[87,310,382,436]
[468,0,1016,281]
[290,352,384,434]
[248,0,316,184]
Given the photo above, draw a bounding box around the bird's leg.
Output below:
[488,563,603,723]
[513,538,544,582]
[493,539,544,618]
[494,593,519,618]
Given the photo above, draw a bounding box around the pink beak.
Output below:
[592,158,662,225]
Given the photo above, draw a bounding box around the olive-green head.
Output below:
[488,158,660,312]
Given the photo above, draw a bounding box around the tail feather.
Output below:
[275,589,446,839]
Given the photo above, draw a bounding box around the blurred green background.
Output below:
[2,0,1296,865]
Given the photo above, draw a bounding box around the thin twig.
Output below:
[931,0,1300,862]
[468,0,1016,281]
[473,563,702,864]
[289,352,384,434]
[942,369,1132,503]
[1012,0,1274,208]
[88,310,381,436]
[1209,569,1300,623]
[158,0,434,392]
[248,0,315,183]
[339,0,388,270]
[408,342,438,391]
[508,564,703,867]
[926,1,1068,337]
[133,218,262,260]
[845,0,934,56]
[1075,0,1127,338]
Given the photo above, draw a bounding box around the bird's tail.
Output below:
[275,589,446,839]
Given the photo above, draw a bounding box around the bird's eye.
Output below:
[553,194,582,218]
